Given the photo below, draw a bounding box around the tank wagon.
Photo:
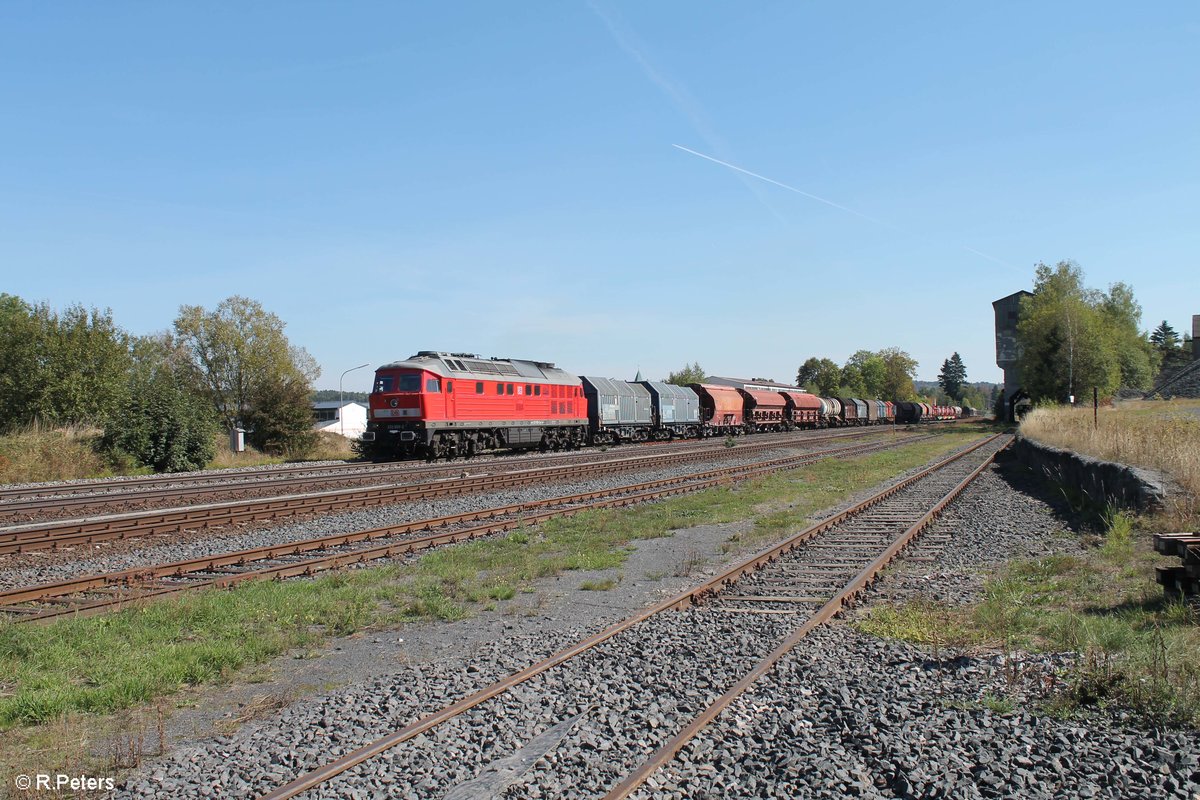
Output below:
[361,351,961,460]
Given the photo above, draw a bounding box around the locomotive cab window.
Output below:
[374,376,393,392]
[446,381,453,393]
[391,375,421,393]
[425,378,440,393]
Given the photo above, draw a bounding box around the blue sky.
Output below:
[2,2,1197,391]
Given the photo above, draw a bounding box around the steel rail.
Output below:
[0,431,894,555]
[1,435,923,623]
[601,434,1011,799]
[256,432,1006,800]
[0,428,866,508]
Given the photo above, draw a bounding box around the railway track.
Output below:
[0,428,920,521]
[251,432,1010,800]
[0,433,931,623]
[0,429,904,555]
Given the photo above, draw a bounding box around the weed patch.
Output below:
[857,511,1200,726]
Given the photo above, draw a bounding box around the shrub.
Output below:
[101,370,217,473]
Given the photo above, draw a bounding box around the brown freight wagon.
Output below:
[690,383,745,436]
[738,388,787,432]
[779,390,823,429]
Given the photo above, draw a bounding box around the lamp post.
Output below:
[340,363,370,437]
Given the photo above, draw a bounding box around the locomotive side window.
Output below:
[476,382,484,394]
[496,383,503,395]
[426,378,440,393]
[446,381,453,393]
[506,383,514,395]
[534,385,540,396]
[525,384,532,395]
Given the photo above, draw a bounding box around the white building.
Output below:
[312,400,368,439]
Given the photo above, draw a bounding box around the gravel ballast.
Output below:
[105,448,1200,798]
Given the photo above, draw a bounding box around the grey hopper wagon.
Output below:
[639,381,702,440]
[579,376,652,444]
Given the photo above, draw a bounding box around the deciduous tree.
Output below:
[878,348,918,401]
[174,296,320,442]
[665,361,706,386]
[0,294,132,430]
[795,357,841,396]
[1017,261,1156,402]
[101,335,217,472]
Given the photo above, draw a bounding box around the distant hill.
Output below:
[311,389,369,402]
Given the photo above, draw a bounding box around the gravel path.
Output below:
[107,445,1200,799]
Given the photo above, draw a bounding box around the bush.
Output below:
[101,370,217,473]
[244,376,318,456]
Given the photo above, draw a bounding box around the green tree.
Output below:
[174,296,320,437]
[1017,261,1155,402]
[101,335,217,472]
[1151,320,1191,371]
[1150,320,1180,351]
[844,350,887,396]
[795,357,841,395]
[878,347,919,400]
[665,361,706,386]
[0,294,131,430]
[0,294,42,431]
[1101,282,1158,389]
[243,375,318,454]
[937,352,968,401]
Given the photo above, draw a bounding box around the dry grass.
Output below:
[1020,400,1200,508]
[0,422,111,484]
[206,431,356,469]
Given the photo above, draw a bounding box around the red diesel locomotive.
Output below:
[364,351,586,459]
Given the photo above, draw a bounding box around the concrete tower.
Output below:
[994,290,1034,420]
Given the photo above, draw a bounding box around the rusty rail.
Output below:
[257,433,1007,800]
[0,431,891,555]
[0,435,922,623]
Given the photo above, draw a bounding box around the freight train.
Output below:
[360,351,969,460]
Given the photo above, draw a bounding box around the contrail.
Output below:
[673,143,1020,270]
[672,144,894,229]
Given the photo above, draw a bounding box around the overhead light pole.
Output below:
[340,363,370,437]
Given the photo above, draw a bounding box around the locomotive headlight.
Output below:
[389,398,399,408]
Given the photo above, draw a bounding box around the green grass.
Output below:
[0,427,983,730]
[854,510,1200,726]
[578,578,619,591]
